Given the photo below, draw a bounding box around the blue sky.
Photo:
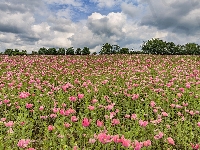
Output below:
[0,0,200,53]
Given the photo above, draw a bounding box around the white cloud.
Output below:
[121,2,140,18]
[0,0,200,53]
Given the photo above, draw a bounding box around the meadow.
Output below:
[0,55,199,150]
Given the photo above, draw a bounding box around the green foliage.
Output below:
[100,43,113,55]
[141,38,167,54]
[31,51,38,55]
[75,48,82,55]
[66,47,75,55]
[119,48,129,54]
[81,47,90,55]
[47,48,57,55]
[184,43,200,55]
[4,49,14,56]
[38,47,47,55]
[141,38,200,55]
[57,48,65,55]
[4,49,27,56]
[112,45,120,54]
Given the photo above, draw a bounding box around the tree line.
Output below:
[2,39,200,56]
[141,38,200,55]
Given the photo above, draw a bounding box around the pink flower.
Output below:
[19,92,30,99]
[82,118,90,127]
[166,137,175,145]
[88,105,95,110]
[26,148,36,150]
[131,114,137,120]
[78,93,84,99]
[62,82,73,91]
[132,94,139,100]
[88,138,96,144]
[154,132,164,140]
[106,103,115,110]
[26,103,33,109]
[191,143,200,150]
[1,118,6,122]
[182,102,188,107]
[59,109,65,116]
[52,107,60,113]
[73,145,79,150]
[143,140,151,147]
[17,139,30,148]
[4,121,14,127]
[133,140,143,150]
[186,83,191,88]
[71,116,78,122]
[125,114,130,118]
[177,93,182,98]
[97,133,112,144]
[162,112,168,117]
[112,119,120,125]
[189,110,195,116]
[150,101,156,107]
[121,138,131,148]
[39,106,44,111]
[96,120,104,127]
[48,125,54,131]
[69,96,77,102]
[50,114,57,118]
[139,120,148,127]
[112,135,121,143]
[91,99,98,104]
[64,122,71,128]
[3,99,10,104]
[197,122,200,127]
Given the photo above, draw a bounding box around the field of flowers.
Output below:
[0,55,199,150]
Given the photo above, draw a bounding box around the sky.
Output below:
[0,0,200,53]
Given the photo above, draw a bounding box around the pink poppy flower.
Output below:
[17,139,30,148]
[48,125,54,131]
[4,121,14,127]
[166,137,175,145]
[82,118,90,127]
[96,120,104,127]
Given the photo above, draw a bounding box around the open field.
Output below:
[0,55,199,150]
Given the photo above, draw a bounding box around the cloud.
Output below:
[87,12,127,37]
[140,0,200,35]
[121,2,140,18]
[0,0,200,53]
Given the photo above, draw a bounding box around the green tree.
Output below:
[31,51,38,55]
[112,45,120,54]
[13,49,20,56]
[57,48,65,55]
[141,38,167,55]
[100,43,112,54]
[119,48,129,54]
[22,50,27,55]
[82,47,90,55]
[184,43,200,55]
[4,49,14,56]
[38,47,47,55]
[47,48,57,55]
[66,47,75,55]
[75,48,82,55]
